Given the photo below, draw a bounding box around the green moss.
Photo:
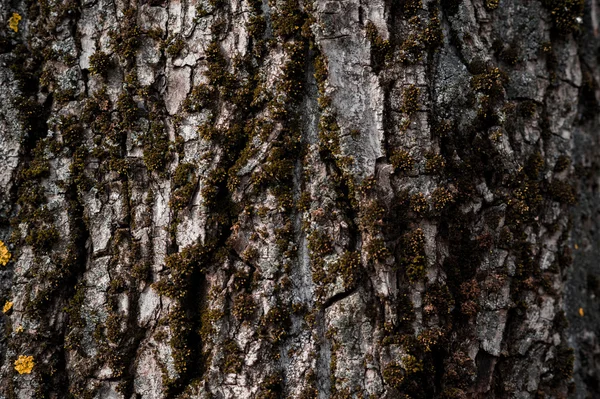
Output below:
[241,246,259,262]
[142,140,169,173]
[310,229,357,300]
[168,163,197,210]
[470,66,508,99]
[198,123,219,141]
[261,305,291,344]
[318,113,341,156]
[476,95,498,129]
[552,345,574,384]
[422,11,443,50]
[505,172,544,225]
[296,191,312,212]
[107,157,129,176]
[390,149,415,173]
[298,371,318,399]
[330,251,361,291]
[251,131,300,211]
[277,41,307,105]
[25,225,59,251]
[70,146,92,192]
[257,373,284,399]
[204,41,235,94]
[83,86,110,123]
[168,306,193,375]
[248,0,263,14]
[58,115,84,150]
[396,10,443,65]
[166,37,185,58]
[399,229,426,283]
[383,361,405,389]
[432,121,452,141]
[131,261,151,282]
[271,0,306,38]
[358,200,385,234]
[232,293,256,322]
[399,34,425,64]
[548,180,576,204]
[542,0,584,34]
[205,0,225,8]
[399,0,422,17]
[403,354,424,374]
[200,167,226,209]
[109,7,141,62]
[525,152,545,179]
[401,85,421,115]
[307,230,333,258]
[366,21,392,71]
[484,0,499,10]
[14,96,45,136]
[154,244,201,298]
[314,53,328,93]
[152,244,213,391]
[365,237,390,263]
[517,100,536,118]
[248,15,267,38]
[20,140,50,180]
[146,27,164,41]
[432,187,454,211]
[382,354,425,397]
[275,221,294,254]
[410,192,428,215]
[195,4,210,19]
[357,177,377,197]
[54,88,77,104]
[88,51,112,76]
[16,182,45,214]
[498,42,521,66]
[24,242,82,317]
[424,152,445,175]
[199,306,223,341]
[220,339,244,374]
[554,156,571,173]
[424,283,454,319]
[116,91,139,131]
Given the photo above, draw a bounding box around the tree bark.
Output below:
[0,0,598,398]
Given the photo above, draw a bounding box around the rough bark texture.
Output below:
[0,0,599,398]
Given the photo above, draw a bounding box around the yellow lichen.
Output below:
[579,307,584,317]
[14,355,34,374]
[3,301,13,313]
[14,325,24,333]
[8,13,21,33]
[0,241,11,266]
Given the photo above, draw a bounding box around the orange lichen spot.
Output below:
[574,243,579,250]
[3,301,13,313]
[14,355,34,374]
[0,241,11,266]
[579,307,584,317]
[14,325,24,333]
[8,13,21,32]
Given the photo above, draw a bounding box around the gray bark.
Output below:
[0,0,599,398]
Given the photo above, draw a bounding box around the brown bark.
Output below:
[0,0,598,398]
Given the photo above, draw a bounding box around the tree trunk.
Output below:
[0,0,598,398]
